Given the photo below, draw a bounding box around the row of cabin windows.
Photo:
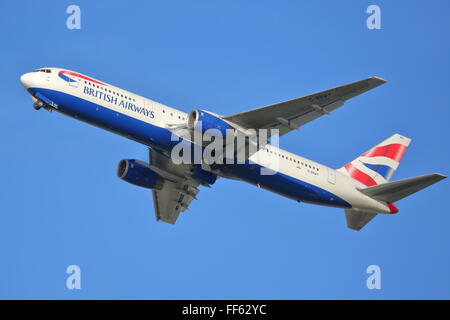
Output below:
[85,81,136,102]
[263,148,319,171]
[161,109,185,121]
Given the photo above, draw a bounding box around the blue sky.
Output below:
[1,0,449,299]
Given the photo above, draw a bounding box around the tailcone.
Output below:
[387,202,399,214]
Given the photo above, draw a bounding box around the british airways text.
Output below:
[83,86,155,118]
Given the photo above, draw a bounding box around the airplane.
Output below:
[20,68,446,230]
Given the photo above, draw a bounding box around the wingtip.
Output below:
[371,76,387,83]
[434,173,447,180]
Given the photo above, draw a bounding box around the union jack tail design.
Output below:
[338,134,411,186]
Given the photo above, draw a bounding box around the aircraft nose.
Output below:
[20,72,38,89]
[20,73,31,88]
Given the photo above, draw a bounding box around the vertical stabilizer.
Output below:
[338,134,411,186]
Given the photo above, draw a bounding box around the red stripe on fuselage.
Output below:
[344,163,377,186]
[361,143,407,162]
[60,71,106,86]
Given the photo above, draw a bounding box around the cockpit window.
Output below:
[32,69,51,73]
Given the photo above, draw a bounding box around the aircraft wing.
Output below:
[152,179,200,224]
[149,148,201,224]
[223,77,386,136]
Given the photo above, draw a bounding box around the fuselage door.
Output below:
[62,72,79,88]
[69,75,79,87]
[327,168,336,184]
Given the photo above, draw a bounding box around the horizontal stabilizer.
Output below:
[359,173,446,203]
[345,209,377,231]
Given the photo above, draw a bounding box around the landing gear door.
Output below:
[327,168,336,185]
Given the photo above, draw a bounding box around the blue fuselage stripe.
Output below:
[31,87,351,208]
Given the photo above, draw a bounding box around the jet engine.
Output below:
[117,159,164,190]
[187,109,233,137]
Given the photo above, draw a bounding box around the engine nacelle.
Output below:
[187,109,232,137]
[117,159,164,190]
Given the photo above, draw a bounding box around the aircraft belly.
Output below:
[223,162,351,208]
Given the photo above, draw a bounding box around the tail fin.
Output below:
[338,134,411,186]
